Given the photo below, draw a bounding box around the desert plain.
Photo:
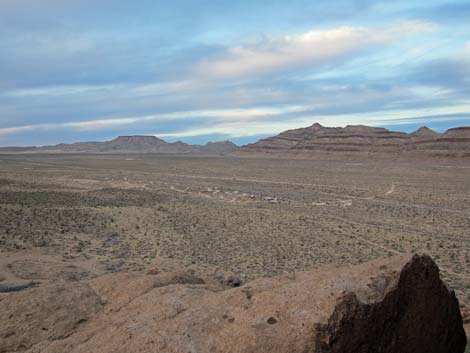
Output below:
[0,153,469,311]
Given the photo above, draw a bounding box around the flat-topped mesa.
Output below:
[0,254,466,353]
[111,135,166,143]
[106,135,168,151]
[202,141,239,154]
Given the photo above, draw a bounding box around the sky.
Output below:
[0,0,469,146]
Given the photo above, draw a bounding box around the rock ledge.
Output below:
[0,254,466,353]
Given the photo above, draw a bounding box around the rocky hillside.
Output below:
[238,123,434,154]
[237,123,470,157]
[0,136,238,155]
[0,254,466,353]
[411,126,440,140]
[3,124,470,157]
[414,127,470,153]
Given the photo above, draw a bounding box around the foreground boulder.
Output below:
[0,254,466,353]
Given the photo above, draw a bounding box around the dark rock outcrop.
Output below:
[0,254,466,353]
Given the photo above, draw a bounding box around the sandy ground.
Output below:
[1,154,469,315]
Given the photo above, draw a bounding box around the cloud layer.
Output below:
[0,1,469,146]
[194,21,436,79]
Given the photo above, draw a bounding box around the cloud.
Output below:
[1,1,468,147]
[0,125,39,136]
[5,84,118,98]
[410,1,470,22]
[193,21,436,80]
[0,105,303,136]
[151,102,470,139]
[1,97,470,145]
[412,59,470,89]
[408,44,470,92]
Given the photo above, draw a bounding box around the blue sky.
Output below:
[0,0,469,146]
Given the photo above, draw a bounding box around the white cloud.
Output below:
[158,103,470,139]
[1,101,469,141]
[5,84,119,98]
[465,40,470,53]
[67,118,141,130]
[193,21,437,79]
[0,125,39,135]
[4,81,206,99]
[0,105,303,135]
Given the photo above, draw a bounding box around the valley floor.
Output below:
[0,154,469,312]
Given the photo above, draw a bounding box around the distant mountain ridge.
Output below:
[0,136,238,155]
[2,124,470,157]
[236,123,470,157]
